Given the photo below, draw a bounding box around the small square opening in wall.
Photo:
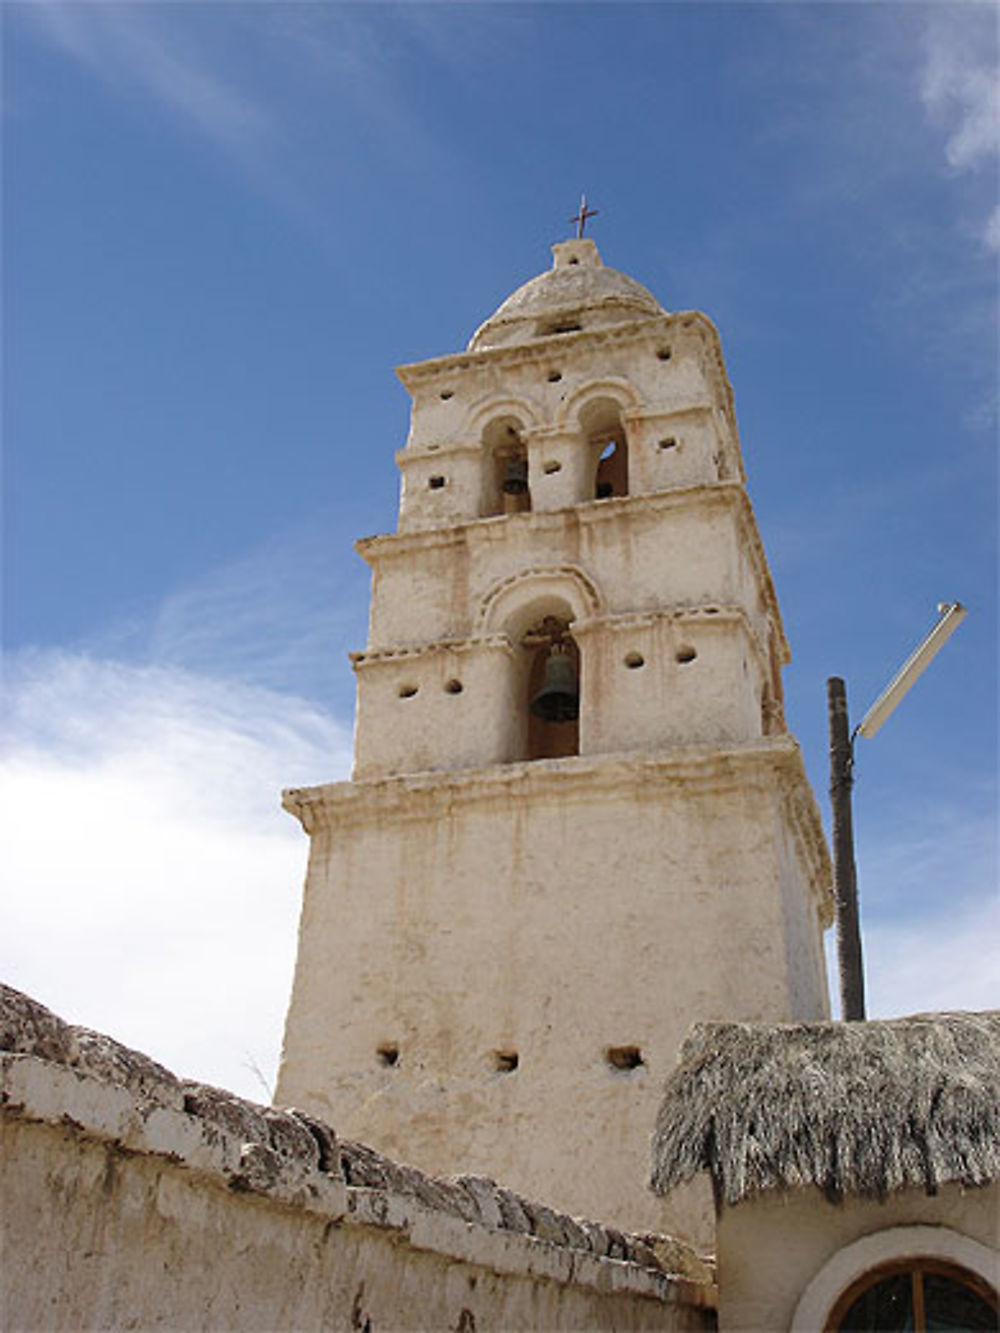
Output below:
[624,651,645,669]
[376,1044,399,1067]
[656,347,672,361]
[547,370,563,383]
[675,646,697,664]
[428,475,446,490]
[444,679,463,694]
[658,437,678,451]
[493,1050,519,1073]
[398,683,419,698]
[606,1045,644,1072]
[542,460,562,475]
[439,390,454,400]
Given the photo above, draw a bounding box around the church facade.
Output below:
[276,238,832,1238]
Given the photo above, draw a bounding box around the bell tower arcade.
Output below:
[277,238,832,1237]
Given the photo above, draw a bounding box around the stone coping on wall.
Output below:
[0,983,715,1310]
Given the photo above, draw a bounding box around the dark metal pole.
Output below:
[827,677,866,1021]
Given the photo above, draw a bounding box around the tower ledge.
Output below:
[356,482,790,666]
[283,734,833,926]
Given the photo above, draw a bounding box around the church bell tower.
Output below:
[277,237,832,1236]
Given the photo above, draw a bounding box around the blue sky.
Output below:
[2,2,997,1099]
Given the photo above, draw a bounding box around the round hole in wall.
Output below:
[428,475,446,489]
[444,679,463,694]
[439,390,454,400]
[658,437,678,451]
[398,683,419,698]
[675,646,697,664]
[547,370,563,383]
[656,347,672,361]
[624,652,645,669]
[493,1050,519,1073]
[376,1044,399,1067]
[606,1045,644,1071]
[542,460,562,475]
[568,257,580,265]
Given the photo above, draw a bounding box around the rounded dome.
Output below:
[468,239,666,351]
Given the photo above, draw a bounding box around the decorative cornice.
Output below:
[351,634,513,670]
[283,737,832,919]
[395,441,483,466]
[357,480,741,561]
[354,483,788,663]
[396,310,713,385]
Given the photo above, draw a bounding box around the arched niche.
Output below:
[479,565,602,637]
[480,415,531,517]
[557,378,641,433]
[522,612,580,761]
[579,396,629,500]
[479,569,601,764]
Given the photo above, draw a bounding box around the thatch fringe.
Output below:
[650,1012,1000,1208]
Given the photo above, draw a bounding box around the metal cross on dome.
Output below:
[570,194,598,239]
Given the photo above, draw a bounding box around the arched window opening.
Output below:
[826,1259,996,1333]
[482,417,531,517]
[580,398,629,499]
[521,615,580,761]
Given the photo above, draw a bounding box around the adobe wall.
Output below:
[278,738,830,1245]
[0,985,715,1333]
[715,1183,999,1332]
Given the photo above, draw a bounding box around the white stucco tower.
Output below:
[277,238,832,1237]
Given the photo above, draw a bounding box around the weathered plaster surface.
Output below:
[0,984,715,1332]
[715,1183,999,1332]
[278,742,831,1245]
[279,241,832,1253]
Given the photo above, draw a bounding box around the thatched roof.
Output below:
[650,1012,1000,1208]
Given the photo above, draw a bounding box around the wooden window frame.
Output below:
[825,1256,998,1332]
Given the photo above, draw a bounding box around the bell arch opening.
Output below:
[519,613,580,762]
[579,397,629,499]
[481,416,531,517]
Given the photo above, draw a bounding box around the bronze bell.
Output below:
[502,457,529,495]
[530,647,579,723]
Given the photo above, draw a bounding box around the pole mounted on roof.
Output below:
[827,601,967,1022]
[570,194,598,239]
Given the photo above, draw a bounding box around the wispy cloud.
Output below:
[865,895,1000,1019]
[857,798,997,925]
[16,2,460,234]
[823,795,998,1021]
[1,650,352,1099]
[138,512,370,708]
[23,3,276,158]
[920,8,1000,250]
